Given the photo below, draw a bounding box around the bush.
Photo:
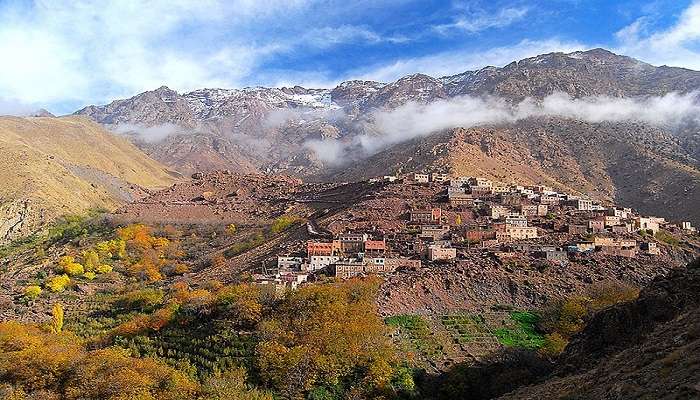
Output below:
[96,264,113,274]
[63,263,85,276]
[270,216,301,235]
[82,272,96,280]
[655,230,680,247]
[46,275,71,292]
[24,286,42,300]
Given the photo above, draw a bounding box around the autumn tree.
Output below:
[50,304,63,334]
[255,278,406,398]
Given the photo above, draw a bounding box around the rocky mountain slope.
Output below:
[326,118,700,225]
[73,49,700,175]
[498,261,700,400]
[74,48,700,224]
[0,116,180,243]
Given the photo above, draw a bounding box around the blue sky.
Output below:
[1,0,699,114]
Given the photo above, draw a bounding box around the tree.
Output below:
[255,278,403,398]
[455,215,462,226]
[50,304,63,334]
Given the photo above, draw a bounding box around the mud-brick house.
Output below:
[603,215,621,227]
[307,240,339,256]
[385,258,422,270]
[468,177,493,188]
[536,249,568,263]
[419,225,451,241]
[566,198,594,211]
[611,224,632,234]
[567,224,588,235]
[681,221,696,233]
[465,227,497,242]
[588,219,605,233]
[500,192,523,206]
[521,204,548,217]
[539,194,560,206]
[469,185,493,198]
[338,233,369,253]
[634,217,660,234]
[448,192,475,207]
[486,204,511,219]
[363,239,386,256]
[640,242,660,255]
[505,226,538,240]
[431,173,449,183]
[410,207,442,223]
[277,256,304,270]
[506,215,528,227]
[428,245,457,261]
[413,173,429,183]
[599,245,637,257]
[334,260,366,279]
[307,255,340,271]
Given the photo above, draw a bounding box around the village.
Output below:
[252,172,698,294]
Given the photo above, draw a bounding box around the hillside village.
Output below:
[256,172,698,294]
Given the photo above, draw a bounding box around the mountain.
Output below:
[440,48,700,100]
[323,118,700,225]
[74,48,700,223]
[0,116,180,243]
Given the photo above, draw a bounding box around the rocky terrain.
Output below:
[326,118,700,225]
[497,261,700,400]
[0,116,180,243]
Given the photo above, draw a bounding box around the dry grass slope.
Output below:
[0,116,180,242]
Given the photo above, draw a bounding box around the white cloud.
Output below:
[306,91,700,163]
[112,123,186,143]
[435,6,529,34]
[614,0,700,69]
[0,0,320,112]
[351,39,587,82]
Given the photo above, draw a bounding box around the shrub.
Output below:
[82,272,96,280]
[270,215,301,235]
[655,230,680,247]
[63,263,85,276]
[96,264,113,274]
[46,275,71,292]
[114,288,164,311]
[24,286,42,300]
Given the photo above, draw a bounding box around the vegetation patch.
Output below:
[493,311,546,350]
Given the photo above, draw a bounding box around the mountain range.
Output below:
[72,48,700,225]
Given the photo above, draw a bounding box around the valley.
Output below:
[1,47,700,400]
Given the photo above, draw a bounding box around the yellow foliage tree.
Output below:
[255,278,401,398]
[50,304,63,334]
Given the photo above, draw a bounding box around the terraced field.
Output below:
[386,308,546,372]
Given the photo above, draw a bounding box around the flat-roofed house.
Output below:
[505,226,538,240]
[413,173,429,183]
[634,217,660,234]
[566,198,594,211]
[428,245,457,261]
[410,208,442,223]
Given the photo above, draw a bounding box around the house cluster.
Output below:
[252,171,696,292]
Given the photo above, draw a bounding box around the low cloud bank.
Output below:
[308,91,700,161]
[112,123,184,143]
